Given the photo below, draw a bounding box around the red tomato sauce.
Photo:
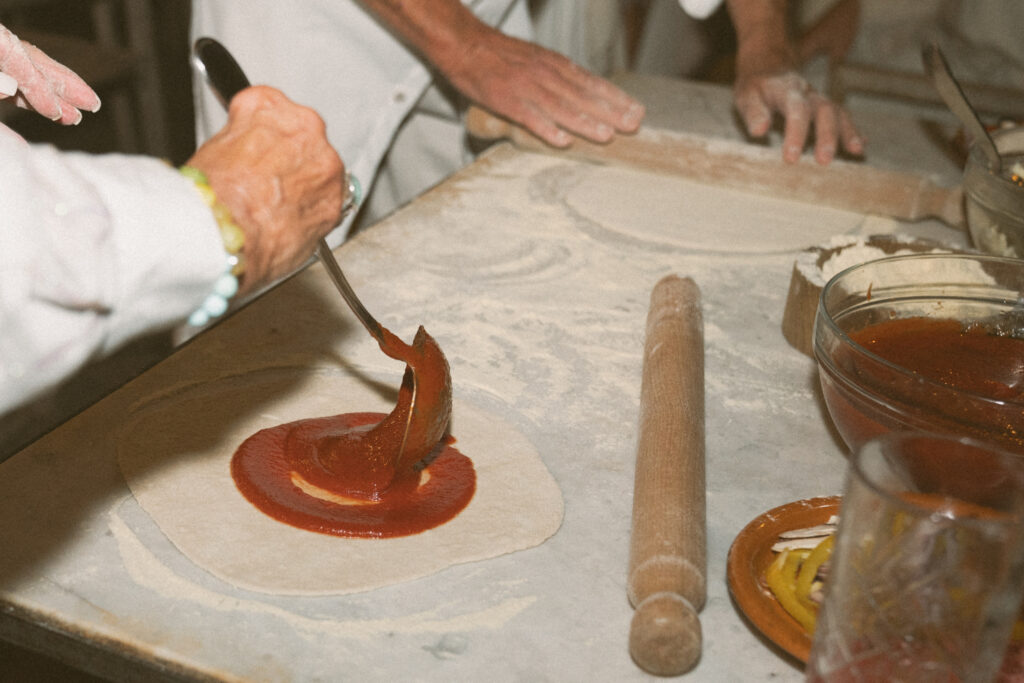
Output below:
[231,412,475,538]
[822,317,1024,454]
[230,325,471,538]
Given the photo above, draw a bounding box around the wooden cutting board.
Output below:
[465,106,965,229]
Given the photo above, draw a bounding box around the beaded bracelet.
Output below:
[179,165,246,327]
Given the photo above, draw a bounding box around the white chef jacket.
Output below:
[679,0,725,20]
[191,0,532,241]
[0,135,224,416]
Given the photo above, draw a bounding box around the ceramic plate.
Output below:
[726,496,842,662]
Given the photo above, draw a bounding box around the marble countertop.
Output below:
[0,77,969,681]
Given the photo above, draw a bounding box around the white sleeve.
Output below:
[0,137,225,414]
[678,0,726,20]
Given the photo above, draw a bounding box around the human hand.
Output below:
[186,86,347,295]
[733,67,864,165]
[357,0,644,148]
[0,22,101,124]
[441,27,645,147]
[726,0,863,165]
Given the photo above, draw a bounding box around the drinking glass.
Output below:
[806,432,1024,682]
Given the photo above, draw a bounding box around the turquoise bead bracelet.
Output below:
[180,168,362,328]
[180,165,246,327]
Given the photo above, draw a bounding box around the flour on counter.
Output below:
[108,509,536,638]
[796,234,952,287]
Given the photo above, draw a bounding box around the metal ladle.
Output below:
[922,43,1001,174]
[191,38,453,490]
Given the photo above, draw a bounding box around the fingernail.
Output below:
[748,117,771,137]
[622,102,644,127]
[595,123,613,140]
[551,130,572,147]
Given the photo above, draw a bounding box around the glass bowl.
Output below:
[964,126,1024,258]
[813,253,1024,455]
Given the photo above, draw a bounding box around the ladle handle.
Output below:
[922,43,1001,173]
[191,38,380,340]
[315,239,385,342]
[192,37,250,105]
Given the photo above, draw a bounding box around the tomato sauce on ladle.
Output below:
[231,324,474,538]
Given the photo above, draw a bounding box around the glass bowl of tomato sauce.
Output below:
[814,253,1024,456]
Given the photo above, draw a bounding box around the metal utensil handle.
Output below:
[922,43,1001,173]
[193,37,251,102]
[315,239,385,341]
[191,37,382,342]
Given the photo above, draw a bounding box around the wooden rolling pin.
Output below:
[627,275,706,676]
[465,106,964,228]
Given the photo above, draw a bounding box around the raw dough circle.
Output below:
[117,367,563,595]
[565,165,865,254]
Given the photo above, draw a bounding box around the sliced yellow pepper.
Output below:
[765,548,816,633]
[795,535,834,614]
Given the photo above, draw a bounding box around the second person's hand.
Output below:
[733,68,863,165]
[358,0,645,148]
[727,0,864,165]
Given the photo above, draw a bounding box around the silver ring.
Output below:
[342,173,362,216]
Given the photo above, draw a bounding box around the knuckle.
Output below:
[292,106,328,138]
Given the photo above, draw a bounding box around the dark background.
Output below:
[1,0,195,163]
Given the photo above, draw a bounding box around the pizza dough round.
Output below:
[565,165,866,254]
[116,367,563,595]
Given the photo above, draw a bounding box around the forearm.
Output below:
[726,0,796,76]
[357,0,644,146]
[356,0,486,75]
[0,143,222,414]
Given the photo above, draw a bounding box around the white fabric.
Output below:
[839,0,1024,90]
[191,0,531,240]
[678,0,725,20]
[0,133,224,415]
[529,0,627,76]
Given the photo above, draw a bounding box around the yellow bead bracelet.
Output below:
[180,165,246,327]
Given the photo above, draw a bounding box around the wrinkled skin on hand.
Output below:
[358,0,645,148]
[187,86,348,296]
[0,22,101,125]
[727,0,864,165]
[440,28,645,148]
